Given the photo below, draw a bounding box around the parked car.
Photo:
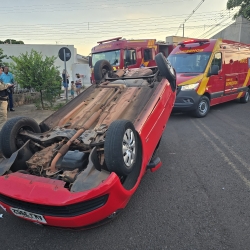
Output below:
[0,53,176,228]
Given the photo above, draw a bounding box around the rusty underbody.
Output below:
[3,67,162,191]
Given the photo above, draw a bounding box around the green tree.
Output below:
[0,48,8,66]
[227,0,250,20]
[11,50,62,109]
[0,39,24,44]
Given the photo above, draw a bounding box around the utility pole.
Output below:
[183,24,185,37]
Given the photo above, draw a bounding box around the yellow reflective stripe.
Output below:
[178,74,204,86]
[237,69,250,98]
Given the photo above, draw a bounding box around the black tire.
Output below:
[155,53,176,92]
[94,60,113,83]
[104,120,138,176]
[0,116,41,158]
[193,96,210,118]
[240,88,250,103]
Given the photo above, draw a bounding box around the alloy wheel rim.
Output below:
[122,129,136,168]
[199,101,208,114]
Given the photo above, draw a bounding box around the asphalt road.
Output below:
[1,100,250,250]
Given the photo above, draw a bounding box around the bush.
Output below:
[11,50,62,109]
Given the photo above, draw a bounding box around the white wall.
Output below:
[72,63,91,88]
[0,44,91,85]
[211,16,250,44]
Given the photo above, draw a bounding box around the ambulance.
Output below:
[168,39,250,117]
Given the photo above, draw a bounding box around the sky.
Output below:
[2,0,236,56]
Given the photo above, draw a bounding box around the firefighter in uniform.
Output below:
[0,67,13,130]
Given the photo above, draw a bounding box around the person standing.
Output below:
[75,73,82,96]
[0,66,15,111]
[0,67,13,129]
[62,69,69,99]
[70,80,75,99]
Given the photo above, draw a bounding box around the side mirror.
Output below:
[208,65,219,76]
[88,56,92,67]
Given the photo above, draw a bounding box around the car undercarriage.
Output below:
[0,58,174,192]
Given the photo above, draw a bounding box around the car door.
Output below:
[209,52,224,105]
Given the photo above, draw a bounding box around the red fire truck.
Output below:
[89,37,175,83]
[168,38,250,117]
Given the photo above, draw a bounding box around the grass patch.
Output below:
[51,102,66,111]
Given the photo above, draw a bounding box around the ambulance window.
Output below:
[212,53,222,70]
[124,49,137,66]
[144,49,152,61]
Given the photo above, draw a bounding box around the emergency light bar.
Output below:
[178,39,209,47]
[97,37,122,44]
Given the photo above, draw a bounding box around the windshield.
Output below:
[168,52,211,73]
[92,50,121,67]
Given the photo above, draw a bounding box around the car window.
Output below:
[124,49,136,66]
[144,49,152,61]
[211,52,222,70]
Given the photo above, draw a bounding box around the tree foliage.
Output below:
[0,48,8,66]
[11,50,62,109]
[227,0,250,20]
[0,39,24,44]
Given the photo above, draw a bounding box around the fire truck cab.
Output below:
[89,37,174,83]
[168,38,250,117]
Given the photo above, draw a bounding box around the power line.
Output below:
[189,9,238,38]
[2,10,231,28]
[0,9,241,46]
[197,11,237,38]
[175,0,205,36]
[1,10,233,32]
[3,23,246,41]
[1,0,194,14]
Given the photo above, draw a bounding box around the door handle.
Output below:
[219,77,223,80]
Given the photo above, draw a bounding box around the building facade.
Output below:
[0,44,91,88]
[211,16,250,44]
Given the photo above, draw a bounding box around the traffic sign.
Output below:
[58,47,71,61]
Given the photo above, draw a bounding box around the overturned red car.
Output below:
[0,53,176,228]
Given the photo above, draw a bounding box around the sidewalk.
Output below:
[8,104,55,124]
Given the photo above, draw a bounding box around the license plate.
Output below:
[10,207,47,224]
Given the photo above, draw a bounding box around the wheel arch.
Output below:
[203,92,211,100]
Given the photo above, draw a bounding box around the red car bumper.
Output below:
[0,172,133,228]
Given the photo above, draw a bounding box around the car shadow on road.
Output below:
[169,99,248,121]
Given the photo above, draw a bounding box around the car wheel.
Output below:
[193,96,210,118]
[155,53,176,92]
[104,120,138,176]
[240,89,250,103]
[0,116,41,158]
[94,60,113,84]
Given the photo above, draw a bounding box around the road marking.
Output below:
[198,120,250,173]
[192,120,250,189]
